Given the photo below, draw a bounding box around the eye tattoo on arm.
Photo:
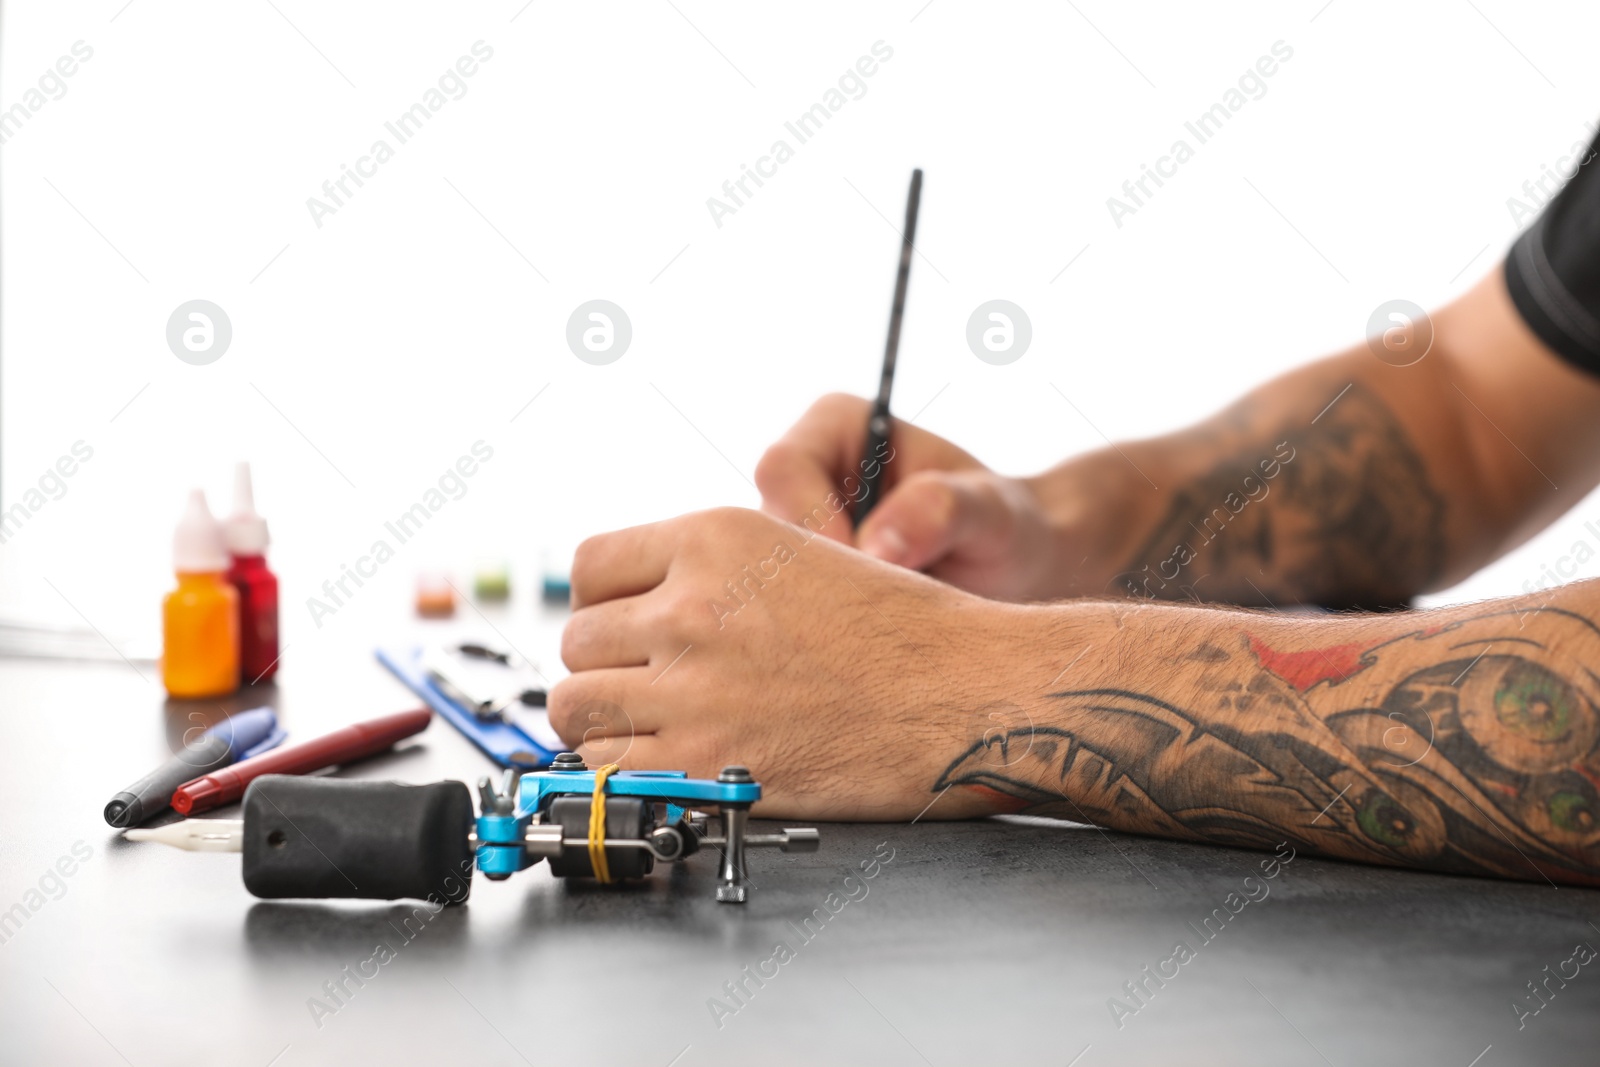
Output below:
[937,607,1600,886]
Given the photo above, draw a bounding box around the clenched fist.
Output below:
[549,507,1044,819]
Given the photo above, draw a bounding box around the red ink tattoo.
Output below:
[1248,636,1371,692]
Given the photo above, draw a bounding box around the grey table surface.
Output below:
[2,619,1599,1067]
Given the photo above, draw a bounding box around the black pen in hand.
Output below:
[854,168,922,529]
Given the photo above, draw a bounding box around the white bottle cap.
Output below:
[174,489,229,573]
[224,461,270,554]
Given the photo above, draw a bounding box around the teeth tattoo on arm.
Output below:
[937,606,1600,885]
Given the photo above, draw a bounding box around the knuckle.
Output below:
[754,442,804,492]
[692,505,761,542]
[814,391,865,418]
[901,471,958,526]
[978,476,1023,536]
[656,585,709,633]
[547,683,580,727]
[558,614,589,670]
[569,535,605,584]
[710,504,756,523]
[546,679,584,742]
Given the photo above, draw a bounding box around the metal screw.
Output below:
[647,825,684,860]
[718,765,752,784]
[552,752,587,771]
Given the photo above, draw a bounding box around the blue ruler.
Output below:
[375,645,556,770]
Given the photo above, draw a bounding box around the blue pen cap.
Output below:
[204,707,285,761]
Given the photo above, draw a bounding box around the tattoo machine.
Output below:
[126,753,820,905]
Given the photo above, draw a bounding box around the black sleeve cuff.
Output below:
[1503,127,1600,378]
[1505,216,1600,377]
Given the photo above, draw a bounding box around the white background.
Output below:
[4,0,1600,655]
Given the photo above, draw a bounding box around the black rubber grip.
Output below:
[242,775,475,903]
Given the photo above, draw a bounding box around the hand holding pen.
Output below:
[752,169,1074,601]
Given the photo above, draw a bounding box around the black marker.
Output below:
[103,707,284,828]
[854,168,922,528]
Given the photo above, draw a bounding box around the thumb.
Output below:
[857,471,1005,571]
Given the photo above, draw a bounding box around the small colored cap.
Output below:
[174,489,229,572]
[203,706,282,760]
[170,778,220,816]
[225,461,270,554]
[541,572,571,603]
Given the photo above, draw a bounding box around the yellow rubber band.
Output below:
[588,763,621,883]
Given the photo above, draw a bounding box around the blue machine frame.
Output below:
[470,766,805,903]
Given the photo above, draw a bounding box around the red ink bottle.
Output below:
[225,462,280,684]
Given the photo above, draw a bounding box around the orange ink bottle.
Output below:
[162,489,240,699]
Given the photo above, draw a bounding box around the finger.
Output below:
[755,394,871,543]
[561,596,655,672]
[569,522,676,608]
[547,667,657,746]
[755,440,855,544]
[578,728,740,781]
[757,392,990,546]
[857,470,1007,571]
[575,731,671,774]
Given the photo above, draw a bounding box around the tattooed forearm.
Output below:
[938,596,1600,886]
[1117,382,1447,609]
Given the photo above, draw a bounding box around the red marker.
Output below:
[170,708,432,815]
